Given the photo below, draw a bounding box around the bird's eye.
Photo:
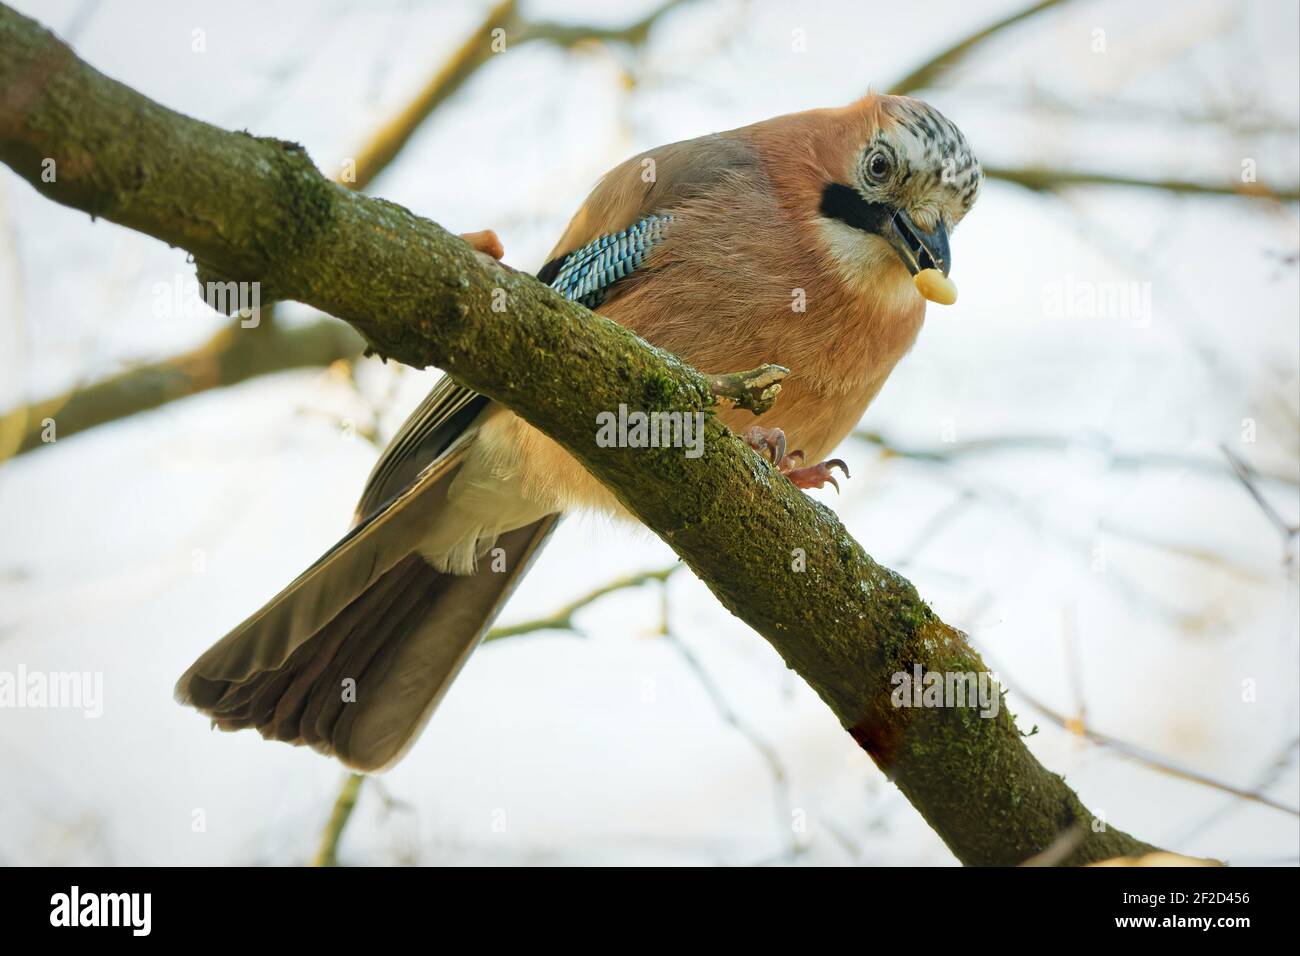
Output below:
[866,151,891,182]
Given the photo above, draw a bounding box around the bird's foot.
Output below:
[743,426,849,493]
[744,425,788,466]
[780,453,850,492]
[460,229,504,260]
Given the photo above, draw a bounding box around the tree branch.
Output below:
[1,0,692,458]
[990,658,1299,819]
[0,316,363,456]
[985,164,1300,203]
[854,429,1300,488]
[483,564,680,641]
[0,3,1166,865]
[342,0,520,194]
[884,0,1300,203]
[345,0,691,191]
[312,563,682,864]
[313,772,365,867]
[888,0,1072,96]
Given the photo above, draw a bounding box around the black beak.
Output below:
[887,210,951,277]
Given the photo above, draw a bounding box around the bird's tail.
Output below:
[175,435,557,771]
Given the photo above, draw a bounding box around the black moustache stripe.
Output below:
[819,183,892,235]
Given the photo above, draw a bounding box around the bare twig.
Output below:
[884,0,1300,201]
[312,772,365,867]
[344,0,692,192]
[312,563,683,860]
[1020,824,1086,866]
[484,564,681,641]
[342,0,520,193]
[855,429,1300,488]
[0,317,363,458]
[888,0,1072,96]
[987,164,1300,203]
[1220,443,1299,543]
[1,0,693,457]
[1168,737,1300,846]
[958,82,1300,138]
[520,0,690,48]
[653,582,798,863]
[989,655,1300,818]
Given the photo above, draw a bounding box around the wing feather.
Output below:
[352,130,759,520]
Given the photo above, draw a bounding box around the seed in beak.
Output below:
[914,268,957,305]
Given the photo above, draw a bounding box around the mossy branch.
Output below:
[0,0,692,457]
[0,3,1166,865]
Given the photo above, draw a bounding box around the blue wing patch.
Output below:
[352,214,671,523]
[538,214,672,308]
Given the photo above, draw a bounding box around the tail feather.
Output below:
[331,521,555,768]
[266,554,430,743]
[207,556,418,728]
[178,432,473,713]
[334,518,557,769]
[177,505,558,771]
[177,380,567,771]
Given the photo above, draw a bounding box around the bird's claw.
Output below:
[744,425,787,465]
[744,426,849,493]
[782,458,850,493]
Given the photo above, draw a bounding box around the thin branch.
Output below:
[1168,737,1300,845]
[990,656,1300,818]
[1220,443,1300,543]
[855,429,1300,488]
[519,0,691,49]
[653,580,799,863]
[0,317,363,457]
[483,564,680,641]
[884,0,1300,201]
[314,563,682,860]
[956,81,1300,138]
[312,772,365,867]
[1020,824,1086,867]
[344,0,692,192]
[473,566,804,863]
[986,164,1300,203]
[0,0,692,457]
[342,0,518,193]
[888,0,1072,96]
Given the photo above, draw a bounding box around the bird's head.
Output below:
[816,95,981,295]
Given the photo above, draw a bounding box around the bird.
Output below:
[175,92,982,771]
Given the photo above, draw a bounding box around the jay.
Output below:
[176,92,983,770]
